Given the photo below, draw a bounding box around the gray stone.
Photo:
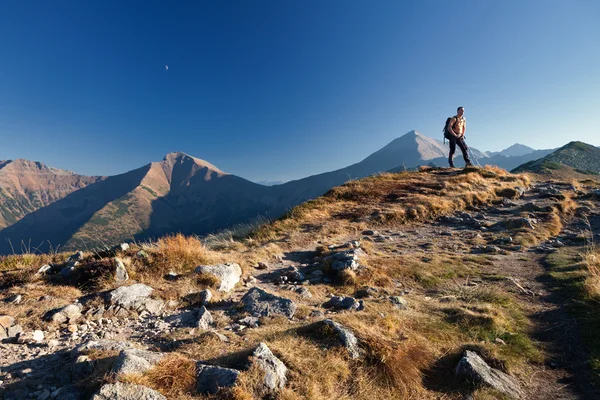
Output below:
[68,251,84,262]
[328,249,364,272]
[165,306,213,329]
[195,263,242,292]
[323,296,364,311]
[112,349,165,375]
[196,364,240,394]
[59,261,78,277]
[198,289,212,305]
[72,339,133,358]
[91,382,166,400]
[239,316,259,328]
[252,342,287,390]
[322,319,361,359]
[5,294,22,304]
[50,304,82,324]
[37,264,52,275]
[389,296,408,309]
[296,287,312,299]
[7,324,23,338]
[240,288,297,318]
[108,284,163,314]
[0,314,15,329]
[113,258,129,282]
[455,350,523,399]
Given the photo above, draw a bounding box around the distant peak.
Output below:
[162,151,192,161]
[160,151,227,175]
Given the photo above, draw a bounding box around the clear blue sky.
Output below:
[0,1,598,182]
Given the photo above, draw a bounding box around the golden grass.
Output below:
[584,248,600,298]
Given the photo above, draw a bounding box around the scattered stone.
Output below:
[295,287,312,299]
[198,289,213,305]
[195,263,242,292]
[484,245,501,254]
[252,342,288,391]
[4,294,22,305]
[113,258,129,282]
[389,296,408,309]
[455,350,523,399]
[49,304,82,324]
[72,339,133,358]
[37,264,52,275]
[328,248,365,272]
[7,324,23,338]
[196,364,240,395]
[112,348,165,375]
[496,187,524,199]
[59,261,79,277]
[239,316,260,328]
[256,262,269,270]
[0,315,15,329]
[91,382,166,400]
[362,229,376,235]
[164,271,179,281]
[68,251,84,262]
[323,296,364,311]
[322,319,361,359]
[240,288,297,318]
[279,266,305,282]
[355,286,379,299]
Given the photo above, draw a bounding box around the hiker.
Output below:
[446,107,473,168]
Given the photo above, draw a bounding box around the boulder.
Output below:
[196,364,240,394]
[328,248,364,272]
[195,263,242,292]
[322,319,361,359]
[240,288,297,318]
[198,289,212,305]
[108,284,164,315]
[239,316,259,328]
[323,296,364,311]
[112,349,165,375]
[496,187,525,199]
[50,304,82,324]
[91,382,166,400]
[165,306,213,329]
[455,350,523,399]
[0,315,15,329]
[252,342,288,391]
[72,339,134,358]
[389,296,408,309]
[114,258,129,282]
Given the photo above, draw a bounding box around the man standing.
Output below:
[446,106,473,168]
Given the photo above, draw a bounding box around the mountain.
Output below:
[512,141,600,175]
[0,152,290,253]
[488,143,536,157]
[0,159,101,231]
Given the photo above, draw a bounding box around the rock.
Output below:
[37,389,50,400]
[32,330,44,343]
[112,349,165,375]
[196,364,240,395]
[362,229,376,235]
[4,294,22,304]
[280,266,305,282]
[113,243,130,252]
[240,288,297,318]
[72,339,133,358]
[50,304,82,324]
[323,296,364,311]
[195,263,242,292]
[37,264,52,275]
[68,251,84,262]
[113,258,129,282]
[295,287,312,299]
[239,316,259,328]
[322,319,361,359]
[16,329,43,344]
[7,324,23,338]
[355,286,379,298]
[455,350,523,399]
[484,245,501,254]
[49,387,81,400]
[252,343,288,390]
[256,261,269,270]
[198,289,212,305]
[389,296,408,309]
[496,187,524,199]
[91,382,166,400]
[59,261,78,277]
[165,306,213,329]
[108,284,164,314]
[328,249,364,272]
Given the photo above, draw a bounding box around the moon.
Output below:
[165,65,169,71]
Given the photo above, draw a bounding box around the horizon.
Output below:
[1,1,598,182]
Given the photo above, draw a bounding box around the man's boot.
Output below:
[448,158,455,168]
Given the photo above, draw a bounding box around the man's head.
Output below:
[457,106,464,116]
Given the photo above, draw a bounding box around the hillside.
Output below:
[0,159,102,231]
[2,166,599,399]
[512,141,600,175]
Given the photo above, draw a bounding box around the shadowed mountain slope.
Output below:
[0,159,101,229]
[512,141,600,175]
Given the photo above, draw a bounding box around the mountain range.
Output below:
[0,131,574,254]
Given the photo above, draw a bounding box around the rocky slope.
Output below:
[513,141,600,175]
[1,167,599,399]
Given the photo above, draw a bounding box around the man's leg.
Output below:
[457,138,472,165]
[448,137,456,167]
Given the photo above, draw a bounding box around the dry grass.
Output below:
[584,247,600,298]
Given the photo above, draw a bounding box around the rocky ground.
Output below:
[1,169,599,399]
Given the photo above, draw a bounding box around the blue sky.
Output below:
[0,1,598,182]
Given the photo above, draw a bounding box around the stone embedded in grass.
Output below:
[112,348,165,375]
[37,264,52,275]
[72,339,134,358]
[198,288,212,305]
[91,382,166,400]
[113,257,129,282]
[240,288,297,318]
[0,315,15,330]
[252,342,288,391]
[59,261,79,277]
[389,296,408,309]
[4,294,22,304]
[195,263,242,292]
[322,319,362,359]
[239,316,259,328]
[455,350,524,399]
[323,296,364,311]
[196,364,240,395]
[165,306,214,329]
[496,187,525,199]
[328,248,365,272]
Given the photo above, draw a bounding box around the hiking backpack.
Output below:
[443,117,453,143]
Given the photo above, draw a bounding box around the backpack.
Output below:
[443,117,454,143]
